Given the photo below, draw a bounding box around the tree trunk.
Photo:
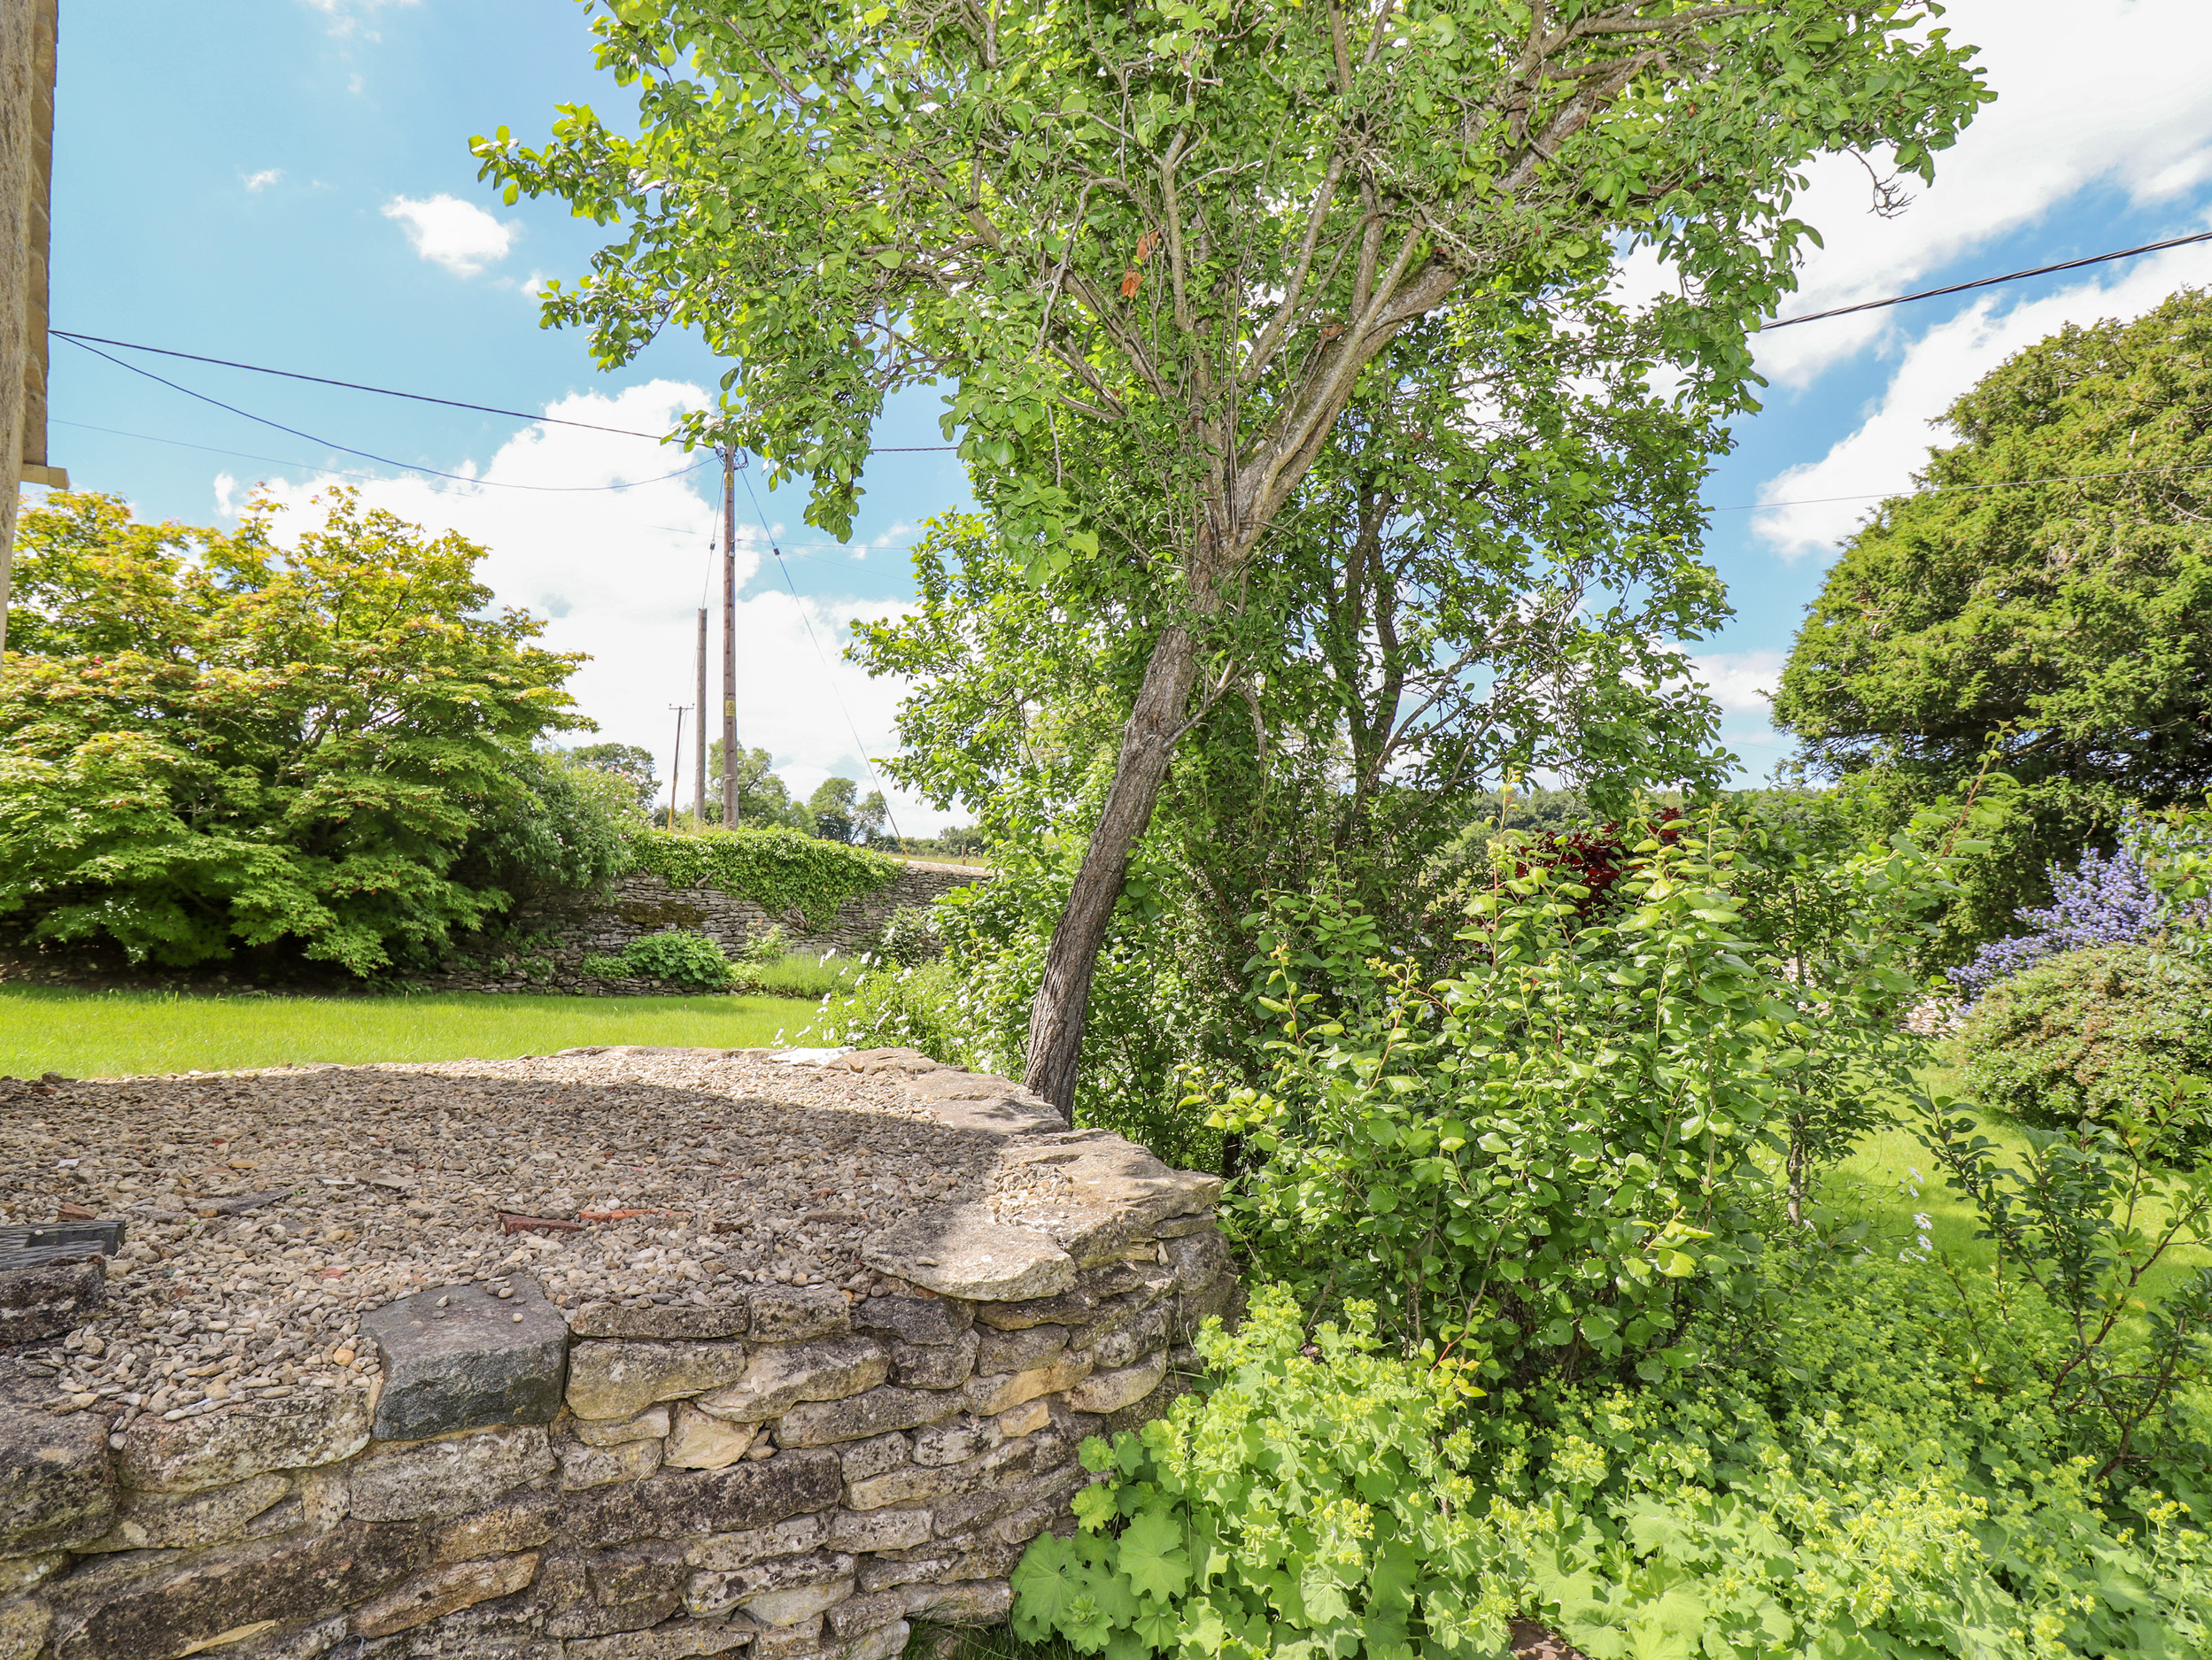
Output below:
[1022,619,1203,1114]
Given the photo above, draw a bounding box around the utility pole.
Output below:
[720,446,740,829]
[693,603,708,831]
[667,705,689,830]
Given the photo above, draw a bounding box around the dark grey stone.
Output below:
[562,1449,842,1548]
[0,1362,116,1554]
[745,1285,849,1342]
[776,1386,962,1448]
[852,1293,972,1347]
[361,1276,568,1442]
[0,1258,107,1346]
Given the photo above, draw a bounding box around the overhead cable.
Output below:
[1764,228,2212,330]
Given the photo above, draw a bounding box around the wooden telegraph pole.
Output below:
[719,446,739,828]
[693,603,708,830]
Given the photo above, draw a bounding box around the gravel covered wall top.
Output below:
[0,1047,1240,1660]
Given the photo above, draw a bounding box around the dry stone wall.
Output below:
[431,862,985,996]
[0,1048,1238,1660]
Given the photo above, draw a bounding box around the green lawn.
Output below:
[0,985,827,1079]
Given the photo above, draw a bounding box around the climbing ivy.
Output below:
[623,829,895,929]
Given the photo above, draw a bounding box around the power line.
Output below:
[53,328,960,452]
[1764,228,2212,330]
[59,335,712,494]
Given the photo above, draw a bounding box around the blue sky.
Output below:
[36,0,2212,829]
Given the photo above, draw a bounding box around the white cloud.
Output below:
[301,0,416,40]
[226,383,952,833]
[1750,0,2212,387]
[1682,650,1784,715]
[1751,234,2212,558]
[241,168,282,193]
[383,194,518,277]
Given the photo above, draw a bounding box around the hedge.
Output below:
[623,829,898,927]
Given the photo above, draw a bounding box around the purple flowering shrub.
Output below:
[1952,830,2174,999]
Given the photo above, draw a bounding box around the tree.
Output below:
[708,740,814,830]
[854,789,890,845]
[1772,289,2212,951]
[808,775,861,842]
[0,490,592,975]
[568,741,659,810]
[481,0,1987,1108]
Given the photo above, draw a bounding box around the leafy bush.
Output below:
[808,959,977,1069]
[1959,943,2212,1131]
[1953,828,2177,997]
[1206,805,1971,1381]
[875,904,944,967]
[623,828,894,927]
[580,930,738,991]
[0,490,588,975]
[1012,1286,1518,1660]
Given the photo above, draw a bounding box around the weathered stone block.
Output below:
[1166,1231,1234,1295]
[0,1594,52,1660]
[568,1303,749,1340]
[666,1401,758,1471]
[910,1415,1000,1470]
[347,1426,556,1522]
[685,1549,855,1620]
[77,1472,290,1554]
[826,1505,932,1553]
[752,1614,825,1659]
[0,1260,106,1347]
[576,1403,671,1448]
[852,1294,971,1348]
[566,1450,841,1548]
[0,1372,115,1554]
[974,1324,1066,1375]
[685,1511,829,1572]
[862,1207,1075,1303]
[826,1589,909,1640]
[777,1386,959,1449]
[219,1614,355,1660]
[118,1393,370,1496]
[838,1432,909,1485]
[566,1339,754,1421]
[1066,1352,1168,1416]
[907,1579,1013,1626]
[855,1540,1023,1594]
[352,1553,539,1638]
[970,1288,1094,1332]
[1155,1212,1217,1239]
[559,1433,664,1491]
[1088,1303,1172,1370]
[931,1458,1083,1540]
[888,1328,977,1390]
[431,1490,563,1565]
[841,1615,909,1660]
[961,1353,1093,1417]
[696,1338,886,1424]
[744,1578,854,1628]
[360,1278,568,1442]
[0,1554,64,1599]
[563,1620,757,1660]
[49,1519,428,1660]
[746,1286,850,1343]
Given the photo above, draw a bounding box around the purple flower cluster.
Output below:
[1953,832,2171,999]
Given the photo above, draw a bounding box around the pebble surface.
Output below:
[0,1047,1008,1439]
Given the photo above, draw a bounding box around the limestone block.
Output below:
[838,1431,909,1485]
[568,1303,749,1340]
[76,1471,290,1554]
[1089,1304,1172,1370]
[777,1386,960,1449]
[0,1373,116,1553]
[1066,1352,1169,1416]
[566,1339,754,1422]
[360,1277,568,1442]
[970,1288,1094,1332]
[826,1504,932,1553]
[666,1401,758,1471]
[118,1392,371,1496]
[431,1489,563,1564]
[841,1616,910,1660]
[931,1458,1084,1540]
[832,1048,948,1077]
[855,1540,1024,1594]
[746,1286,851,1342]
[974,1324,1066,1376]
[961,1352,1093,1417]
[559,1433,664,1492]
[0,1555,63,1599]
[684,1548,856,1620]
[0,1260,106,1347]
[696,1338,886,1424]
[827,1589,910,1639]
[49,1520,428,1660]
[907,1579,1013,1626]
[851,1294,971,1348]
[1166,1231,1235,1296]
[753,1615,826,1659]
[862,1207,1075,1303]
[565,1449,841,1548]
[685,1511,829,1571]
[347,1425,556,1522]
[352,1553,539,1638]
[744,1578,855,1628]
[1155,1211,1218,1239]
[909,1415,999,1470]
[0,1595,51,1660]
[887,1328,977,1390]
[576,1404,671,1448]
[563,1620,756,1660]
[847,1424,1062,1513]
[217,1614,352,1660]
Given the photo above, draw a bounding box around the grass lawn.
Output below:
[0,985,830,1079]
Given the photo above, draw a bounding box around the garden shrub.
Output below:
[808,958,978,1069]
[1958,943,2212,1131]
[580,930,738,991]
[1952,827,2177,998]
